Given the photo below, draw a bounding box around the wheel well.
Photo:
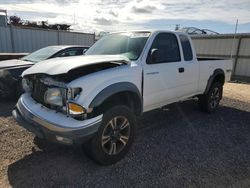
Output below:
[203,70,225,95]
[213,74,225,85]
[92,91,142,116]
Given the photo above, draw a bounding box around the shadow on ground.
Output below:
[7,98,250,187]
[0,99,16,117]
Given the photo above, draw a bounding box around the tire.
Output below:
[198,82,223,113]
[0,80,14,99]
[0,70,17,99]
[84,105,136,165]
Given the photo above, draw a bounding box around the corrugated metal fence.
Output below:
[1,27,249,80]
[192,33,250,80]
[0,26,95,53]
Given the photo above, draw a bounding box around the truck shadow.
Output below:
[7,98,250,187]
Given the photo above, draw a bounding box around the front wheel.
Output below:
[198,82,223,113]
[85,105,136,165]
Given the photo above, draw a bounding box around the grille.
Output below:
[31,79,48,105]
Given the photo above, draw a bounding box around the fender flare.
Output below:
[89,82,143,114]
[204,69,225,94]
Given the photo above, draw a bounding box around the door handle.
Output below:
[146,71,159,75]
[178,67,184,73]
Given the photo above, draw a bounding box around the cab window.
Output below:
[147,33,181,64]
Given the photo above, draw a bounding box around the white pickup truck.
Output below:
[13,30,232,165]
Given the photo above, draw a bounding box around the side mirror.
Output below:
[150,48,160,63]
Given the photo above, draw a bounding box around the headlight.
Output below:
[44,88,63,106]
[67,87,82,100]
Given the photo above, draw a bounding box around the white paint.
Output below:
[22,30,232,117]
[22,55,130,76]
[19,93,103,131]
[0,59,32,68]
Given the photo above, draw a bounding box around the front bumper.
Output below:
[12,94,103,145]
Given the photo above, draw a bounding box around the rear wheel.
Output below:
[198,82,223,113]
[84,105,136,165]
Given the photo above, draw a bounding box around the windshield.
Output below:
[21,46,63,63]
[86,32,150,60]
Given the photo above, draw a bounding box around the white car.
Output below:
[13,30,232,165]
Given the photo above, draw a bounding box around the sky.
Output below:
[0,0,250,34]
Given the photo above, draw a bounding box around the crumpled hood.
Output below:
[22,55,130,76]
[0,59,33,69]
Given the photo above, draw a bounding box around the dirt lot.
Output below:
[0,83,250,188]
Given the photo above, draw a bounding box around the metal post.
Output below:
[9,25,15,53]
[57,25,60,45]
[230,19,238,59]
[5,9,8,26]
[233,36,242,76]
[57,31,59,45]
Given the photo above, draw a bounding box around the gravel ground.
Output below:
[0,83,250,188]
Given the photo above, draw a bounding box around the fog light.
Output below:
[68,102,85,115]
[56,136,72,144]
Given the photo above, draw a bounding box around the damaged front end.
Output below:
[21,59,127,120]
[12,55,131,145]
[22,74,89,120]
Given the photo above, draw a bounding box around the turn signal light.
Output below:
[68,102,85,115]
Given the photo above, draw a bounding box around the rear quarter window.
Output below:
[179,35,193,61]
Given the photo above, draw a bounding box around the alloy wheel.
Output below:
[101,116,130,155]
[210,87,220,109]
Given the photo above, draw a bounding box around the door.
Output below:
[143,33,198,111]
[143,33,183,111]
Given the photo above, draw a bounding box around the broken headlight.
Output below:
[67,87,82,100]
